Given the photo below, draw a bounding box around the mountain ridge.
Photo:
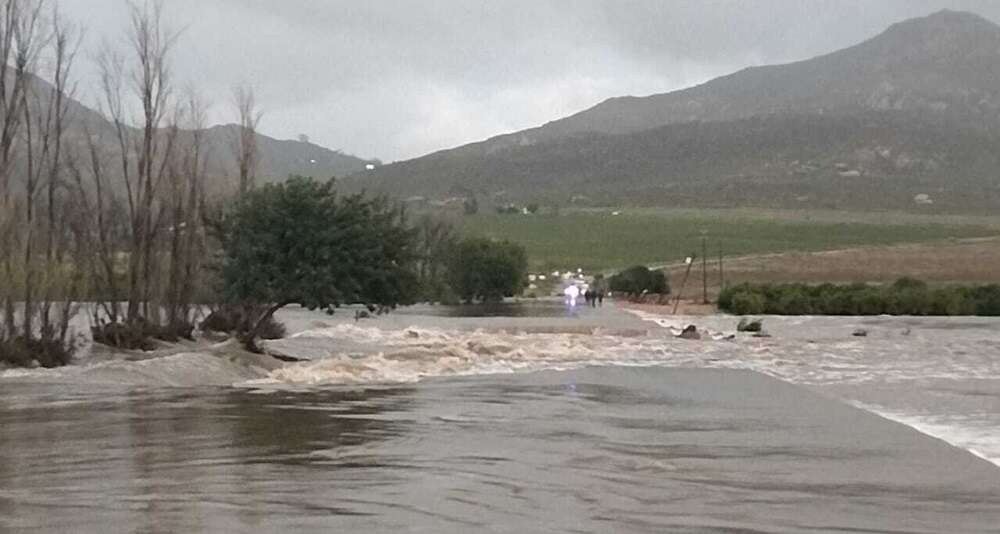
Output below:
[351,9,1000,213]
[19,71,379,186]
[469,9,1000,152]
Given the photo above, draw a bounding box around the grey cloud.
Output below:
[54,0,1000,162]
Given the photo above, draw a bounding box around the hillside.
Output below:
[352,10,1000,213]
[19,73,376,188]
[200,125,376,184]
[527,9,1000,141]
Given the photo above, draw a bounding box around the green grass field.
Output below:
[456,208,1000,273]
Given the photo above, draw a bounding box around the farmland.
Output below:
[456,208,1000,274]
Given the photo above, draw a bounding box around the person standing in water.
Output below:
[593,274,606,307]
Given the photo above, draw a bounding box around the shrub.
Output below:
[717,278,996,316]
[91,322,157,351]
[0,337,76,368]
[930,288,975,316]
[0,338,34,368]
[728,290,766,315]
[969,284,1000,316]
[201,306,287,340]
[885,287,931,316]
[892,277,928,292]
[149,322,196,343]
[776,287,814,315]
[609,265,670,296]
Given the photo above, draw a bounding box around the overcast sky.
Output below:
[53,0,1000,162]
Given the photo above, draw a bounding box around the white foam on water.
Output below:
[1,351,269,386]
[627,308,1000,470]
[851,402,1000,468]
[5,307,1000,471]
[250,325,687,386]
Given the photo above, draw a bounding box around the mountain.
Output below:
[199,125,376,184]
[352,10,1000,212]
[21,73,377,188]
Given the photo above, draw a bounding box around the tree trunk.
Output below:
[241,301,288,353]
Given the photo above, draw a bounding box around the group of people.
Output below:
[564,284,605,307]
[583,288,604,307]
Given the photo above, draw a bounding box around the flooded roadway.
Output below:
[1,301,999,532]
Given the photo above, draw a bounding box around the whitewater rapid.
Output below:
[3,305,999,467]
[250,311,1000,467]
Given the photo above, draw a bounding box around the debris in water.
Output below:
[678,325,701,340]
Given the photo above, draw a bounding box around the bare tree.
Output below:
[0,0,87,366]
[0,0,45,344]
[232,84,261,196]
[95,0,178,327]
[161,91,207,335]
[20,6,79,348]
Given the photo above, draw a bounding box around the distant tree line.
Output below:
[719,278,1000,316]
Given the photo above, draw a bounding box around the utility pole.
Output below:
[673,255,696,315]
[701,235,708,304]
[718,240,725,292]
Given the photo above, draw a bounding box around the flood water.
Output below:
[2,302,1000,533]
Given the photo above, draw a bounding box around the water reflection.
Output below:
[394,300,575,318]
[0,385,415,532]
[2,368,1000,532]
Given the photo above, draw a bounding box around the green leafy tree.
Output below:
[608,265,669,296]
[447,238,528,303]
[413,214,458,303]
[221,176,417,351]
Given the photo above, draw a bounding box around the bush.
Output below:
[892,277,928,292]
[149,322,196,343]
[930,288,974,316]
[0,337,76,368]
[609,265,669,296]
[91,321,158,351]
[718,278,999,316]
[201,306,287,340]
[91,317,199,350]
[728,290,766,315]
[776,287,814,315]
[969,284,1000,316]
